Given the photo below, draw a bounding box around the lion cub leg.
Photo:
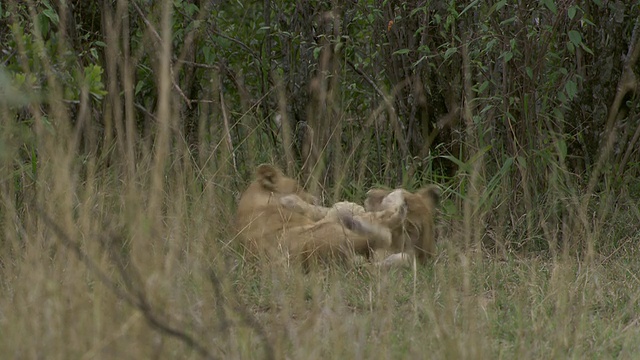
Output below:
[279,194,331,221]
[377,252,414,268]
[280,192,406,230]
[281,193,407,252]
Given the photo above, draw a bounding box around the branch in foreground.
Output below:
[208,269,275,360]
[36,206,219,360]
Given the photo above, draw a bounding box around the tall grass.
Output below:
[1,1,640,359]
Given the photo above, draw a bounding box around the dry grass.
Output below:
[0,141,639,359]
[1,1,640,359]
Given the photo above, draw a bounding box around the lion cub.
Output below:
[234,164,406,269]
[365,186,441,266]
[280,186,440,268]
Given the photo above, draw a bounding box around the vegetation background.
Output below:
[1,0,639,358]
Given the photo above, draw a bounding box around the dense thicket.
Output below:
[1,0,639,252]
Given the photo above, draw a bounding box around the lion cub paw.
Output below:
[379,190,407,227]
[377,252,413,268]
[279,194,309,213]
[381,189,404,208]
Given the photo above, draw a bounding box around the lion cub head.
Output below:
[365,186,441,264]
[239,164,318,210]
[235,164,320,236]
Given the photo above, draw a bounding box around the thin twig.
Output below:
[347,60,410,157]
[36,206,219,360]
[36,207,141,307]
[584,17,640,206]
[131,1,192,109]
[207,268,231,339]
[176,59,220,70]
[219,91,238,172]
[347,60,386,100]
[208,269,275,360]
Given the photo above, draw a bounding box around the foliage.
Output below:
[1,0,638,247]
[0,0,639,357]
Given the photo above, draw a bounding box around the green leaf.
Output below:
[37,13,50,37]
[135,81,144,96]
[558,91,567,103]
[580,42,594,55]
[459,0,480,17]
[526,67,534,79]
[557,138,567,161]
[565,80,577,100]
[500,16,516,26]
[477,80,489,94]
[84,65,108,100]
[568,30,582,47]
[541,0,557,14]
[414,55,429,67]
[0,70,30,106]
[480,156,514,206]
[485,39,497,52]
[42,8,59,25]
[487,0,507,17]
[185,3,199,16]
[443,46,457,59]
[441,155,471,173]
[568,6,577,19]
[393,48,411,56]
[480,104,494,114]
[502,51,513,63]
[516,155,527,169]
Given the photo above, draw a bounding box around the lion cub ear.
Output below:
[256,164,281,191]
[416,185,441,208]
[364,188,393,211]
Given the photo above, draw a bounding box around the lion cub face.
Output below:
[365,186,440,263]
[245,164,318,208]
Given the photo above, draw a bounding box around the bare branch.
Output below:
[131,1,192,109]
[208,269,275,360]
[584,16,640,206]
[36,207,219,360]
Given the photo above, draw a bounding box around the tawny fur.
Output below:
[279,189,405,229]
[279,189,432,268]
[365,186,441,267]
[234,164,406,268]
[280,186,441,268]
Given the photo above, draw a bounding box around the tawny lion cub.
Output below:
[234,164,406,268]
[280,186,440,267]
[365,186,441,266]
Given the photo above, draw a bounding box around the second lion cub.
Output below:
[281,186,441,267]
